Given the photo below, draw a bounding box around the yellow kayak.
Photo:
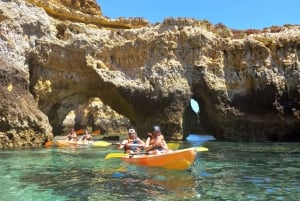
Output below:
[121,148,197,170]
[54,139,93,147]
[54,139,114,147]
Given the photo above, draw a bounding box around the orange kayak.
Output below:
[121,148,197,170]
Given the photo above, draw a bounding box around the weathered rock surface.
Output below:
[0,0,299,148]
[0,58,52,148]
[61,97,130,134]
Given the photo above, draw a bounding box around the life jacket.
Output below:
[124,138,141,153]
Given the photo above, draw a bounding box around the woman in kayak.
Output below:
[81,129,92,142]
[64,128,77,141]
[118,128,145,154]
[145,125,171,154]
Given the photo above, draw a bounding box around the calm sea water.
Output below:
[0,135,299,201]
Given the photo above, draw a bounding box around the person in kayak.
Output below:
[118,128,145,154]
[81,129,92,142]
[64,128,77,141]
[145,125,171,154]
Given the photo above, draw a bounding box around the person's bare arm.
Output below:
[118,140,128,149]
[144,137,153,151]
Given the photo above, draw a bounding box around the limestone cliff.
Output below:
[26,0,149,28]
[0,0,299,148]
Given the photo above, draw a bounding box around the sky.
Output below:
[97,0,300,30]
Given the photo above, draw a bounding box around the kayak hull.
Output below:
[54,139,92,147]
[54,140,112,147]
[121,148,197,170]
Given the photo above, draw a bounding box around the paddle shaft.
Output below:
[115,143,145,147]
[95,141,179,148]
[105,152,150,159]
[105,146,208,159]
[129,152,150,156]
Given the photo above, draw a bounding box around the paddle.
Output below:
[76,129,84,135]
[166,142,180,150]
[93,141,180,149]
[105,146,209,159]
[92,130,101,135]
[92,141,113,147]
[105,152,150,159]
[195,146,208,152]
[44,141,54,147]
[92,141,145,147]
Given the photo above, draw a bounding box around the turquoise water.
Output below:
[0,135,299,201]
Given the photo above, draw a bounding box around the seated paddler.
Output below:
[144,125,171,154]
[118,128,145,154]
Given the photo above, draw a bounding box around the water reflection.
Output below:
[186,134,216,147]
[17,147,200,200]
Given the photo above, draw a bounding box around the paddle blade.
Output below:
[76,129,84,135]
[92,130,101,135]
[196,147,209,152]
[92,141,112,147]
[167,142,180,150]
[44,141,53,147]
[105,153,128,159]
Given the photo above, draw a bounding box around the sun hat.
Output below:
[128,128,135,134]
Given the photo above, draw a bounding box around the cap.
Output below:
[128,128,135,134]
[153,126,160,133]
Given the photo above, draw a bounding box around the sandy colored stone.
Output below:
[0,1,299,148]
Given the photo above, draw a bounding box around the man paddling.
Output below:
[118,129,145,154]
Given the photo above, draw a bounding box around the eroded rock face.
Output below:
[25,0,149,28]
[0,0,299,148]
[55,0,102,15]
[0,59,52,148]
[61,97,131,134]
[192,34,300,141]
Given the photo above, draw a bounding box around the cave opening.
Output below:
[190,98,200,114]
[185,98,216,142]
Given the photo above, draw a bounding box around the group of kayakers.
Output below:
[62,125,170,155]
[118,125,171,155]
[64,128,92,142]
